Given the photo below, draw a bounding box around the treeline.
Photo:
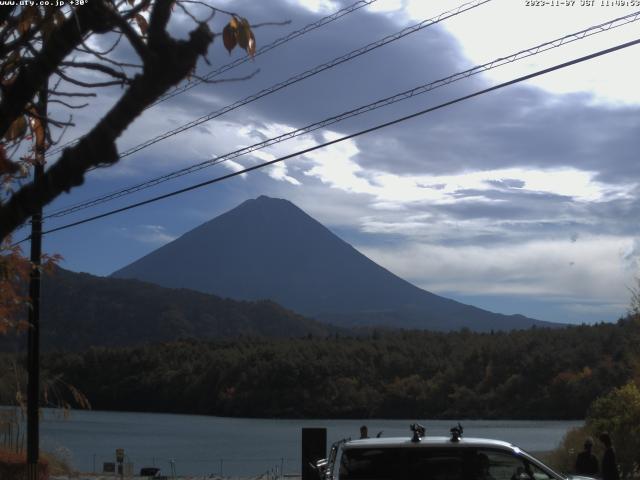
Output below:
[3,319,640,419]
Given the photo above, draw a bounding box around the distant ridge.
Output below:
[112,195,557,331]
[0,267,336,352]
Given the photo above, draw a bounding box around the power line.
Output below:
[109,0,491,159]
[19,36,639,244]
[47,0,380,156]
[150,0,379,107]
[44,10,640,220]
[44,0,490,217]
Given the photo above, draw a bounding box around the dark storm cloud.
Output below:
[351,87,640,181]
[193,0,640,193]
[153,0,470,128]
[60,0,640,191]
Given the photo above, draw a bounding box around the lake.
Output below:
[26,409,582,476]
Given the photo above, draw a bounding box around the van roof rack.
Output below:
[410,423,425,443]
[450,423,463,442]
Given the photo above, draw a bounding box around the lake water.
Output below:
[21,409,584,476]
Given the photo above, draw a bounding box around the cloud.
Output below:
[358,235,637,303]
[297,130,636,207]
[290,0,340,14]
[222,159,249,179]
[41,0,640,326]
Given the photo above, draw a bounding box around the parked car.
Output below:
[318,424,594,480]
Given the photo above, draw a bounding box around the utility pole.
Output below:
[26,82,47,480]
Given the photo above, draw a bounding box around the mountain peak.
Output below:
[112,196,554,331]
[255,194,279,202]
[224,195,305,220]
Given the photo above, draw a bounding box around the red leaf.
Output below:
[134,14,148,35]
[4,116,27,142]
[222,23,237,54]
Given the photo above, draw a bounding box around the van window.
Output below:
[474,449,554,480]
[339,447,472,480]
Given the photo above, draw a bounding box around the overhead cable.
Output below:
[44,10,640,219]
[17,36,638,244]
[111,0,491,159]
[44,0,492,217]
[48,0,380,156]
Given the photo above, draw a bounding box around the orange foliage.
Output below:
[0,447,49,480]
[0,238,30,335]
[0,237,61,335]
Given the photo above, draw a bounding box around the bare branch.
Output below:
[51,116,74,146]
[76,38,142,69]
[111,15,151,62]
[49,99,89,109]
[175,2,211,24]
[76,31,123,56]
[54,68,128,88]
[176,3,237,17]
[120,0,152,20]
[28,109,75,128]
[47,117,75,128]
[0,7,214,239]
[47,90,97,98]
[0,0,120,138]
[60,61,130,81]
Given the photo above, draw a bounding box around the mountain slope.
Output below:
[112,196,556,331]
[0,268,335,352]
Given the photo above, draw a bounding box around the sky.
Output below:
[18,0,640,325]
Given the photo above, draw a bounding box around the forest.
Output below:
[2,318,638,419]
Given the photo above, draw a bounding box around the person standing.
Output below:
[599,433,619,480]
[359,425,369,439]
[575,437,598,476]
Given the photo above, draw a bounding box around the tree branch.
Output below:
[60,61,130,81]
[49,99,89,109]
[111,14,151,62]
[48,90,97,98]
[0,6,15,25]
[0,13,213,240]
[0,1,118,138]
[54,68,128,88]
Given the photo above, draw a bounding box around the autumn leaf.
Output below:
[31,116,46,151]
[4,116,28,142]
[224,16,256,57]
[222,23,237,54]
[53,9,65,26]
[18,6,41,35]
[26,107,46,150]
[0,145,20,176]
[236,17,251,50]
[4,50,21,75]
[41,17,55,38]
[1,74,17,88]
[247,30,256,58]
[134,14,148,35]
